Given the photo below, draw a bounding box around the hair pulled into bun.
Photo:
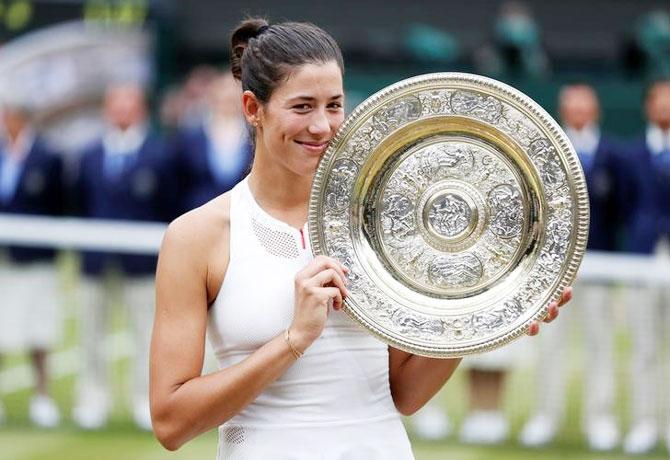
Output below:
[228,17,343,103]
[230,18,269,82]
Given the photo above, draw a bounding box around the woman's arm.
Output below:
[150,211,299,450]
[388,288,572,416]
[150,206,348,451]
[388,350,462,416]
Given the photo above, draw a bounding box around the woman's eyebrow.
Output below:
[287,94,344,102]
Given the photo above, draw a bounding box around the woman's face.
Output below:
[253,61,345,177]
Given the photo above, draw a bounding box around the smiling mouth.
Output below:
[295,140,330,152]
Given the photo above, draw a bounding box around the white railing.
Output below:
[1,214,669,284]
[0,214,165,255]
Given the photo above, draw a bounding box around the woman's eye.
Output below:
[293,104,311,111]
[328,102,343,109]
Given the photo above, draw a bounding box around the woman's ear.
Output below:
[242,90,262,128]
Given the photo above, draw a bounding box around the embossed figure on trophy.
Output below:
[394,168,426,196]
[348,123,382,163]
[488,184,523,238]
[428,254,484,288]
[418,143,476,180]
[473,153,513,187]
[391,309,444,337]
[469,299,525,334]
[325,159,359,212]
[428,194,473,238]
[471,310,504,332]
[381,193,415,240]
[498,299,525,323]
[419,90,451,115]
[529,138,567,188]
[450,91,503,123]
[372,96,422,133]
[547,219,572,256]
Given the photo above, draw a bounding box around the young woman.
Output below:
[149,18,571,459]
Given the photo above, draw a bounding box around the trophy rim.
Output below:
[309,72,589,358]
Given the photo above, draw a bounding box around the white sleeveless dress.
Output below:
[207,178,415,460]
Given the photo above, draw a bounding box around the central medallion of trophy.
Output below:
[426,192,475,239]
[419,180,484,251]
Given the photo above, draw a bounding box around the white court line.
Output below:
[0,331,133,395]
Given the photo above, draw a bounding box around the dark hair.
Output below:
[230,18,344,103]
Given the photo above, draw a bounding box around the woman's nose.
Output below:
[308,109,330,135]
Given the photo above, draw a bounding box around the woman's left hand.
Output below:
[527,286,573,336]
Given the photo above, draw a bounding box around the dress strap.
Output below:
[226,176,251,265]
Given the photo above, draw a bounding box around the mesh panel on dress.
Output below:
[223,426,246,445]
[251,217,300,259]
[220,426,248,460]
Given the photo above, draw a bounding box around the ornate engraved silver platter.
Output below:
[308,73,589,358]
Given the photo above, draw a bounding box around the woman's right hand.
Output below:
[290,255,349,352]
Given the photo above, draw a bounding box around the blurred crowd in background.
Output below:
[1,0,670,456]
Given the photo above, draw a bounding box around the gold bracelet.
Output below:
[284,328,304,360]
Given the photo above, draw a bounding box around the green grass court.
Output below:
[2,352,667,460]
[2,428,670,460]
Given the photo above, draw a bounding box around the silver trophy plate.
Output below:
[309,73,589,358]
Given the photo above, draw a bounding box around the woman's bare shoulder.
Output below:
[162,193,231,257]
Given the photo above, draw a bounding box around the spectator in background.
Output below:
[174,71,253,214]
[622,10,670,78]
[520,84,623,451]
[0,101,63,428]
[493,1,549,78]
[159,66,220,133]
[621,79,670,455]
[457,341,525,445]
[71,82,177,431]
[404,23,460,65]
[158,85,188,134]
[412,347,525,445]
[410,391,451,441]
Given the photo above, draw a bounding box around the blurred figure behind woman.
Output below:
[519,83,624,451]
[71,82,177,431]
[0,101,64,428]
[173,71,253,215]
[621,79,670,455]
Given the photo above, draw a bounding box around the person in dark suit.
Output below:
[621,79,670,455]
[72,82,176,431]
[520,83,624,451]
[0,102,63,427]
[174,71,253,214]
